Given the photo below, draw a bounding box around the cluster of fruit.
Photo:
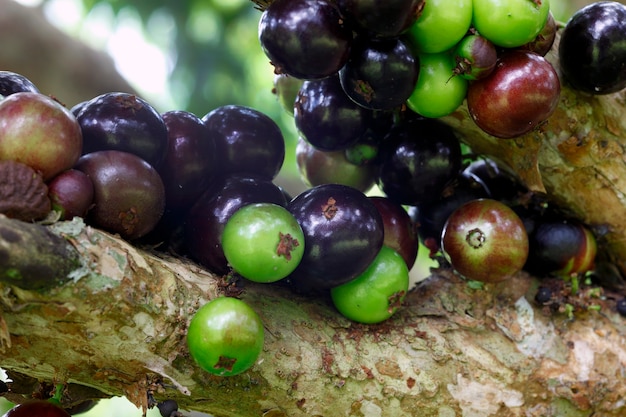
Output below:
[259,0,564,139]
[2,0,625,389]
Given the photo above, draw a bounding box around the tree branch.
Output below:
[1,218,625,416]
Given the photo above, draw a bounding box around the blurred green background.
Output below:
[0,0,608,415]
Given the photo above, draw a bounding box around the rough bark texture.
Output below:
[1,217,625,417]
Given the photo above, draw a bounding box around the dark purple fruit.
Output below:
[0,71,39,96]
[369,196,418,270]
[441,198,529,283]
[48,169,94,220]
[339,36,419,110]
[75,150,165,240]
[184,174,288,274]
[452,34,497,81]
[202,105,284,180]
[559,1,626,94]
[296,137,378,193]
[295,75,372,151]
[337,0,424,38]
[525,219,597,276]
[414,174,489,250]
[377,118,462,206]
[159,110,217,210]
[462,158,526,203]
[287,183,384,291]
[258,0,352,79]
[75,92,169,168]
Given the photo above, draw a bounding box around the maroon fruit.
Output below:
[520,12,556,57]
[452,34,497,81]
[75,150,165,240]
[48,169,94,220]
[369,196,418,270]
[467,50,560,139]
[2,400,70,417]
[0,92,82,180]
[159,110,217,210]
[75,92,168,168]
[441,198,529,283]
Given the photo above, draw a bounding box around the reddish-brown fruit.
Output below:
[441,198,529,283]
[0,92,82,180]
[0,159,51,221]
[467,50,560,138]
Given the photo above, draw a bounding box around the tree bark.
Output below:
[1,216,626,417]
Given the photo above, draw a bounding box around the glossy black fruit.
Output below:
[159,110,217,210]
[202,105,285,179]
[377,118,462,206]
[75,92,169,168]
[185,174,288,275]
[75,150,165,240]
[258,0,352,79]
[525,219,597,276]
[287,184,384,291]
[0,71,39,96]
[295,75,372,151]
[339,36,419,110]
[337,0,424,38]
[559,2,626,94]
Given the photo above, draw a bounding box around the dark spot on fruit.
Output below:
[276,232,300,261]
[466,228,486,249]
[296,398,306,409]
[354,80,374,103]
[115,94,144,112]
[215,355,237,371]
[407,377,416,389]
[119,207,140,235]
[387,290,406,313]
[322,197,338,220]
